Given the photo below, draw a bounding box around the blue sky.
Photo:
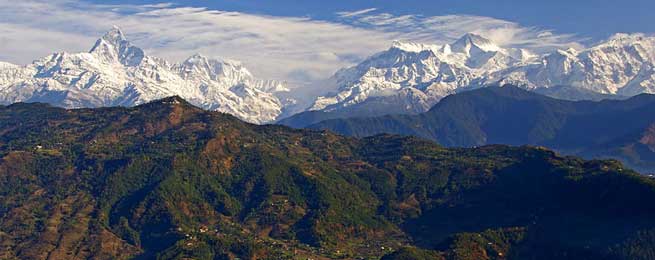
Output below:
[0,0,653,87]
[88,0,655,39]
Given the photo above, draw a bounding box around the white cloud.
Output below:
[336,8,378,18]
[0,1,582,89]
[336,11,584,52]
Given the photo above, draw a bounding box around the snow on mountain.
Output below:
[0,26,289,124]
[0,62,17,69]
[309,33,655,115]
[310,33,535,113]
[4,28,654,123]
[487,33,655,96]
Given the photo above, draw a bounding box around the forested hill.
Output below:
[298,86,655,173]
[2,97,655,259]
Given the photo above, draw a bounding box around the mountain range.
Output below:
[305,33,655,118]
[3,98,655,259]
[0,26,290,124]
[281,85,655,173]
[2,29,655,124]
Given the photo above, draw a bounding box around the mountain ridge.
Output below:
[0,26,289,124]
[3,29,655,125]
[308,33,534,115]
[303,33,655,119]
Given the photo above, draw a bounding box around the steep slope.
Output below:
[303,86,655,172]
[0,27,288,124]
[3,98,655,259]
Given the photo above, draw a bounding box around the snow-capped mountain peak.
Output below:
[93,25,127,48]
[309,33,531,113]
[593,33,655,61]
[451,33,501,54]
[484,33,655,96]
[0,61,17,69]
[89,26,145,67]
[308,32,655,117]
[0,27,290,124]
[180,54,249,81]
[390,40,440,53]
[605,33,649,45]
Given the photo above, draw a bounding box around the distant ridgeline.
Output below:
[281,85,655,173]
[2,97,655,259]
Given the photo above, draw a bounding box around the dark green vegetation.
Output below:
[285,86,655,173]
[3,97,655,259]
